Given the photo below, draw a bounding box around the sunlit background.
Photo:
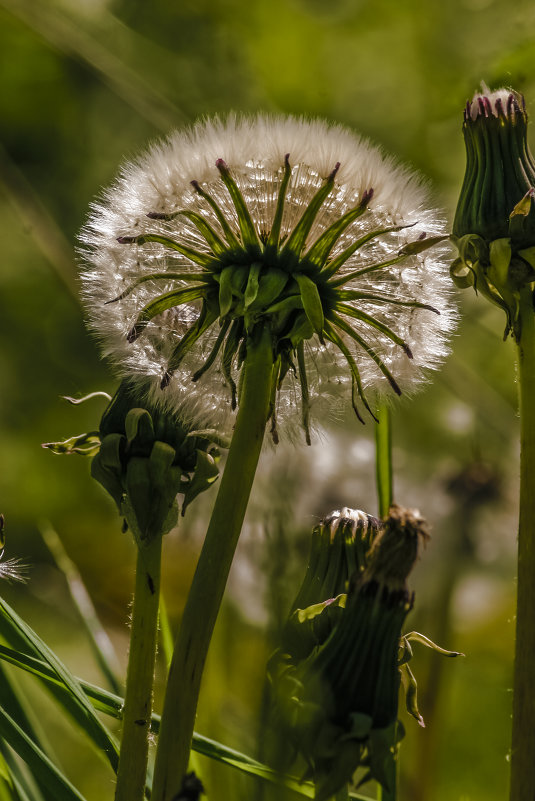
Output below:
[1,0,533,798]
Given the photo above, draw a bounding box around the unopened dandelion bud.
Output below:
[90,379,223,543]
[276,508,380,664]
[271,505,429,798]
[452,85,535,340]
[81,115,456,442]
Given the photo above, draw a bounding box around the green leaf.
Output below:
[0,643,375,800]
[0,597,119,773]
[0,707,87,801]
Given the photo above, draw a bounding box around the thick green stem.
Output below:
[152,327,274,801]
[510,288,535,801]
[114,535,162,801]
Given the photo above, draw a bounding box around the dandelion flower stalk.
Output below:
[115,536,162,801]
[152,326,274,800]
[452,85,535,801]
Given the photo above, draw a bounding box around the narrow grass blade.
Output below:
[0,597,119,772]
[39,522,122,694]
[0,645,374,800]
[0,707,87,801]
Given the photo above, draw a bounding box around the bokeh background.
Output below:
[1,0,534,798]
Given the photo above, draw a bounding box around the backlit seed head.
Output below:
[80,115,456,441]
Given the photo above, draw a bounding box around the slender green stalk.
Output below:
[114,535,163,801]
[374,404,396,801]
[375,403,393,518]
[510,288,535,801]
[152,327,274,801]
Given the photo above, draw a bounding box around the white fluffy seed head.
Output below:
[80,114,457,436]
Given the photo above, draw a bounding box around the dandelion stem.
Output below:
[375,403,393,519]
[114,534,162,801]
[152,326,274,801]
[510,287,535,801]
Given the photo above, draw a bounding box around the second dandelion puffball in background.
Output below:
[80,115,456,441]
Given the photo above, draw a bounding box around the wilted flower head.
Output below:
[81,115,456,441]
[452,85,535,340]
[268,504,430,798]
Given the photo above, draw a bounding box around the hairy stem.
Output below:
[510,288,535,801]
[152,327,274,801]
[114,535,162,801]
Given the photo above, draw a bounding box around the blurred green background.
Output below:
[1,0,534,798]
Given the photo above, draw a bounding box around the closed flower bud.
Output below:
[452,85,535,340]
[91,379,224,543]
[271,505,428,799]
[275,508,380,664]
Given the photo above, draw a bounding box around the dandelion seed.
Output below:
[0,516,28,583]
[80,115,456,441]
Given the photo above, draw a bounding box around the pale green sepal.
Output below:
[404,630,464,657]
[400,663,424,727]
[248,269,288,310]
[125,408,155,450]
[450,257,475,289]
[488,238,512,287]
[90,434,125,511]
[218,265,235,317]
[244,262,262,308]
[264,294,303,315]
[41,432,101,457]
[295,594,347,624]
[186,429,230,449]
[518,246,535,269]
[181,450,220,515]
[295,273,325,337]
[288,315,314,348]
[398,234,448,256]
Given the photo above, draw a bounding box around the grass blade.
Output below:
[0,597,119,772]
[0,707,87,801]
[39,522,122,694]
[0,645,374,800]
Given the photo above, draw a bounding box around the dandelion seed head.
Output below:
[80,114,456,439]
